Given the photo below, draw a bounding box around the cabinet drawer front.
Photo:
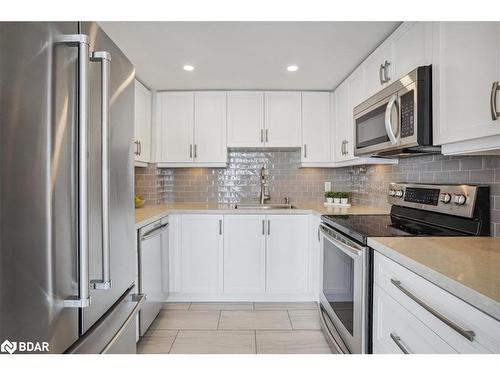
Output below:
[373,285,457,354]
[374,252,499,353]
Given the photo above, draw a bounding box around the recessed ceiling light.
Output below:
[183,65,195,71]
[286,65,298,72]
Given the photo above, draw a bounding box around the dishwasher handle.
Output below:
[141,223,169,241]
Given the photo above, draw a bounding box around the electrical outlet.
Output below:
[324,182,331,192]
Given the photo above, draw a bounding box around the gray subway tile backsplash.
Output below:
[135,151,500,236]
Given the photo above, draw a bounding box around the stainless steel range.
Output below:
[318,183,490,354]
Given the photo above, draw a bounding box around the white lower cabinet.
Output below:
[223,215,266,294]
[181,215,223,293]
[266,215,309,294]
[174,214,311,299]
[374,252,500,353]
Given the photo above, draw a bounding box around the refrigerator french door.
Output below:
[0,22,141,354]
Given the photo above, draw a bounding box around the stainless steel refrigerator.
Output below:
[0,22,143,354]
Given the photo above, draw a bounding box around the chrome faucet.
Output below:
[259,166,270,204]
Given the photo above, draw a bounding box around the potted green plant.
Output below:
[325,191,335,204]
[333,192,341,204]
[339,192,349,205]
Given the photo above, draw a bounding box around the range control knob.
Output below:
[389,189,396,197]
[395,190,404,198]
[453,194,467,205]
[439,193,452,204]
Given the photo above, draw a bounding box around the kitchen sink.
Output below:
[234,203,295,210]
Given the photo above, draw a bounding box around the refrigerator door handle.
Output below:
[90,51,112,291]
[58,34,91,308]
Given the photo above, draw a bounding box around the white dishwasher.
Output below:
[138,217,169,336]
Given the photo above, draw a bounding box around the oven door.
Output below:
[319,224,368,354]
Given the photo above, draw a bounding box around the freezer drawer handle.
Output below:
[58,34,91,308]
[90,51,113,291]
[101,293,146,354]
[390,278,475,342]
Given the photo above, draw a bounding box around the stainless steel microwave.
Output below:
[353,65,440,157]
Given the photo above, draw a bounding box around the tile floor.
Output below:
[137,302,333,354]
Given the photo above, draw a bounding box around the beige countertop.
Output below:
[135,202,390,228]
[368,236,500,321]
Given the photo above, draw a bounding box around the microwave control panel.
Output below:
[400,90,414,138]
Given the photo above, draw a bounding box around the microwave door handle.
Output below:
[384,94,399,145]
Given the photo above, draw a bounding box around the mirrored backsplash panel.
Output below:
[135,151,500,236]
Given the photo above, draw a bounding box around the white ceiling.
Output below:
[98,21,400,91]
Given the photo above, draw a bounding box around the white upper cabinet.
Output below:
[156,91,227,166]
[392,22,433,81]
[264,91,302,147]
[194,91,227,163]
[301,92,331,164]
[333,81,350,162]
[157,91,194,163]
[227,91,265,148]
[433,22,500,153]
[363,40,394,100]
[134,80,152,164]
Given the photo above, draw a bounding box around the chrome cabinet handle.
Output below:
[390,279,475,341]
[379,63,385,85]
[260,129,264,143]
[262,219,265,235]
[390,333,410,354]
[265,129,269,143]
[383,60,391,83]
[344,140,348,155]
[303,144,307,158]
[384,94,399,145]
[90,51,112,290]
[219,219,222,235]
[267,219,270,235]
[138,141,141,156]
[133,141,139,155]
[490,81,500,120]
[189,144,193,158]
[58,34,91,308]
[194,144,197,158]
[340,141,344,155]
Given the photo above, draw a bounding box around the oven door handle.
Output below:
[384,94,399,145]
[319,224,363,258]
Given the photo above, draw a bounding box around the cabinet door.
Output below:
[158,91,194,163]
[373,285,457,354]
[227,91,265,147]
[433,22,500,145]
[266,215,309,294]
[345,69,365,161]
[194,91,227,163]
[333,81,349,162]
[363,41,394,100]
[181,215,223,293]
[301,92,331,163]
[264,91,302,147]
[223,215,266,294]
[392,22,432,81]
[134,80,152,163]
